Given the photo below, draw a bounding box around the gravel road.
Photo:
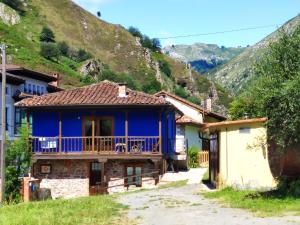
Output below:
[118,183,300,225]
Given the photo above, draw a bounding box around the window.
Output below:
[37,86,41,95]
[239,127,251,134]
[41,86,45,95]
[98,118,113,136]
[32,84,36,95]
[28,84,32,94]
[90,162,102,186]
[5,86,10,95]
[14,108,27,134]
[24,83,28,93]
[125,165,142,187]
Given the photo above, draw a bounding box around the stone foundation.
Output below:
[106,159,159,194]
[33,160,89,199]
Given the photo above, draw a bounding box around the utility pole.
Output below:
[0,44,6,203]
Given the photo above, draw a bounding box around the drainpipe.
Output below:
[225,128,228,180]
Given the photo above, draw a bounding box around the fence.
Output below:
[198,151,209,167]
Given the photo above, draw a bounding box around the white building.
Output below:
[0,64,61,140]
[155,91,226,169]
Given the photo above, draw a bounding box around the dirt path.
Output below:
[118,184,300,225]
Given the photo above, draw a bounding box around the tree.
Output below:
[230,27,300,151]
[141,35,153,49]
[97,11,101,17]
[128,26,143,39]
[5,124,31,203]
[40,42,61,61]
[40,26,55,43]
[76,48,92,62]
[57,41,69,56]
[151,38,162,51]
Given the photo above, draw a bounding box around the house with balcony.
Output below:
[0,64,61,140]
[155,91,226,169]
[16,80,176,199]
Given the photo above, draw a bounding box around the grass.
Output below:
[0,195,128,225]
[203,187,300,217]
[158,180,188,189]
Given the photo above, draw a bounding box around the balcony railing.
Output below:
[31,136,161,155]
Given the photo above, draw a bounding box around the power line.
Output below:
[157,24,281,40]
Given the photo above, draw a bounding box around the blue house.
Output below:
[16,81,175,198]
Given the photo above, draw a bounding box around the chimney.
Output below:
[51,73,60,87]
[118,83,128,97]
[204,97,212,112]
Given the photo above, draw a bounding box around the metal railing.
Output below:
[31,136,161,154]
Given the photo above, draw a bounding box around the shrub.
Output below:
[277,177,300,197]
[0,0,23,13]
[76,48,92,62]
[188,146,199,168]
[159,60,171,77]
[175,86,189,99]
[40,42,61,61]
[57,41,69,56]
[40,26,55,43]
[141,76,161,94]
[5,124,32,203]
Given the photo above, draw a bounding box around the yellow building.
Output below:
[202,118,276,189]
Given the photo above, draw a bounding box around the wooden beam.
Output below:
[159,111,162,154]
[59,112,62,153]
[125,111,128,153]
[92,117,95,152]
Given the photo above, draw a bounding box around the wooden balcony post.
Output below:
[125,111,128,153]
[92,117,95,152]
[159,111,162,154]
[59,112,62,153]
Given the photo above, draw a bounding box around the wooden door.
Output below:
[82,117,93,151]
[89,162,105,195]
[209,133,219,188]
[95,117,114,151]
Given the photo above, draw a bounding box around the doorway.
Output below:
[209,133,219,188]
[89,162,105,195]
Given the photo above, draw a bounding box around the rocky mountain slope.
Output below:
[163,43,244,73]
[0,0,232,111]
[210,14,300,93]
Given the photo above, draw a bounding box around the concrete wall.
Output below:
[218,123,276,189]
[185,125,202,150]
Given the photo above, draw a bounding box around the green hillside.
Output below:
[210,14,300,93]
[0,0,232,110]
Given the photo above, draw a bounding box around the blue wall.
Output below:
[31,108,175,154]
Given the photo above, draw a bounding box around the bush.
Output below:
[5,124,32,203]
[159,60,171,77]
[40,42,61,61]
[40,26,55,43]
[75,48,92,62]
[141,76,161,94]
[188,147,199,168]
[57,41,69,56]
[175,86,189,99]
[0,0,23,13]
[277,177,300,197]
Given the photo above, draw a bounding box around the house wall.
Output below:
[164,96,203,123]
[31,108,176,154]
[218,123,276,189]
[185,125,202,150]
[33,159,89,199]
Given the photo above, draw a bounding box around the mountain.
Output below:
[0,0,232,112]
[210,14,300,93]
[163,43,245,73]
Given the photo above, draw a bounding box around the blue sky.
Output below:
[73,0,300,47]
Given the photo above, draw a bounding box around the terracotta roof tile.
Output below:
[176,115,203,126]
[16,80,169,107]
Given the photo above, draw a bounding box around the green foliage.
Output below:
[230,27,300,151]
[76,48,93,62]
[40,42,60,61]
[188,147,199,168]
[187,96,201,105]
[203,187,300,217]
[0,0,23,13]
[175,86,189,99]
[0,195,127,225]
[277,177,300,197]
[5,124,32,203]
[57,41,69,57]
[127,26,143,38]
[40,26,55,43]
[141,76,161,94]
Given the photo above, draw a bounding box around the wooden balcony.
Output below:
[31,136,162,160]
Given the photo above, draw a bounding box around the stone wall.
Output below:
[106,159,158,194]
[33,160,89,199]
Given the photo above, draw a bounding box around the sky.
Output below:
[73,0,300,47]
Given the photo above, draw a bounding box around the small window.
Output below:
[239,127,251,134]
[37,86,41,95]
[125,165,142,187]
[41,86,45,95]
[28,84,32,94]
[24,84,28,93]
[32,84,36,95]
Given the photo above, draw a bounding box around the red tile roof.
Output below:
[176,115,202,126]
[16,80,170,108]
[202,118,268,130]
[155,90,227,120]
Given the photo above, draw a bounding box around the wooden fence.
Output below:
[198,151,209,167]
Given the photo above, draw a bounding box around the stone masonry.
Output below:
[34,160,89,199]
